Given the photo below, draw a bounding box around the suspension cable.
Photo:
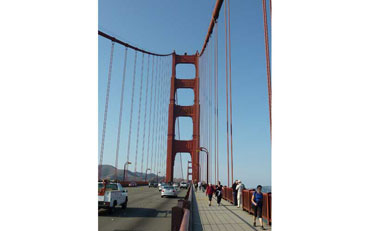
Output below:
[114,47,128,180]
[98,41,115,180]
[142,55,151,177]
[99,31,172,57]
[224,3,230,187]
[125,50,138,181]
[263,0,272,140]
[147,56,156,177]
[214,22,218,184]
[134,53,145,175]
[150,57,159,172]
[227,0,234,185]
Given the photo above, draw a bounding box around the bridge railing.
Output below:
[222,187,272,225]
[171,184,193,231]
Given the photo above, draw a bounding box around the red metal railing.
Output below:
[224,187,272,225]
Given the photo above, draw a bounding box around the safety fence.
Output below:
[171,184,193,231]
[222,187,271,225]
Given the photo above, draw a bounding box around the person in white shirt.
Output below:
[236,180,245,208]
[198,181,201,192]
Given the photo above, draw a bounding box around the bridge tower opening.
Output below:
[166,52,200,183]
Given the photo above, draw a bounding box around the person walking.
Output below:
[236,180,244,208]
[232,180,238,205]
[194,180,198,192]
[251,185,265,230]
[215,181,223,206]
[205,183,215,206]
[198,181,202,192]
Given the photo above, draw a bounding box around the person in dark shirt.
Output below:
[232,180,238,205]
[251,185,265,230]
[215,181,223,206]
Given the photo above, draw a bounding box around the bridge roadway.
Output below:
[98,186,187,231]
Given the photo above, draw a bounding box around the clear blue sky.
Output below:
[98,0,271,188]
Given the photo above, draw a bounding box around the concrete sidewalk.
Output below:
[192,190,271,231]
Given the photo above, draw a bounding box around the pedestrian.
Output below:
[215,181,223,206]
[232,180,238,205]
[194,180,198,192]
[236,180,244,208]
[251,185,265,230]
[205,183,215,206]
[198,181,202,192]
[202,182,206,192]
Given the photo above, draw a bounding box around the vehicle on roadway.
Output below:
[180,181,188,189]
[148,182,158,187]
[128,181,137,187]
[161,186,177,198]
[98,181,128,213]
[159,183,167,191]
[172,182,180,192]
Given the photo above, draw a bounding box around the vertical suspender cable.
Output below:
[114,47,128,180]
[151,57,159,172]
[214,23,217,184]
[215,23,220,182]
[99,41,115,180]
[142,55,151,176]
[227,0,234,184]
[125,50,138,181]
[134,53,145,175]
[224,3,230,187]
[215,21,219,184]
[263,0,272,140]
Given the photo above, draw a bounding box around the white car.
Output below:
[180,182,188,189]
[98,182,128,212]
[161,186,177,198]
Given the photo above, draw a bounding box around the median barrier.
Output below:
[118,181,149,187]
[172,184,193,231]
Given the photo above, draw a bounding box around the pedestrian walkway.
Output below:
[192,190,271,231]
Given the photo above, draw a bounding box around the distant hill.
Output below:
[99,164,161,181]
[99,164,185,182]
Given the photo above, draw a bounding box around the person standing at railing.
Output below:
[251,185,265,230]
[232,180,238,205]
[236,180,244,208]
[205,183,215,206]
[215,181,223,206]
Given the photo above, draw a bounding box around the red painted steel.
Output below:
[200,0,224,56]
[166,53,200,183]
[222,187,272,225]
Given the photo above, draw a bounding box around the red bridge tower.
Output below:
[166,52,200,183]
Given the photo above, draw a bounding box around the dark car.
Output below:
[128,181,137,187]
[148,182,158,188]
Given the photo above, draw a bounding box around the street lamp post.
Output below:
[144,168,151,182]
[157,171,161,183]
[198,147,209,184]
[122,161,132,183]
